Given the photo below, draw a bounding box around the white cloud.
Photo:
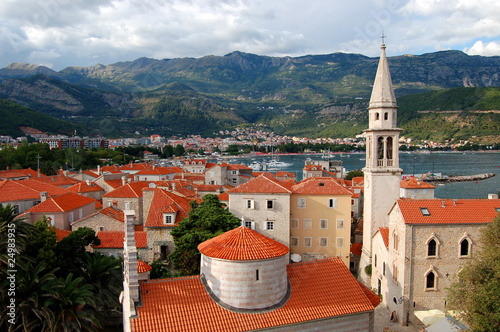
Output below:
[464,40,500,57]
[0,0,499,69]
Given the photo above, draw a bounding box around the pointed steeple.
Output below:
[369,43,397,109]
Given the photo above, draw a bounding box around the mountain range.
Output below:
[0,50,499,143]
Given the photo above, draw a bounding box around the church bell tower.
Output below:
[359,42,402,284]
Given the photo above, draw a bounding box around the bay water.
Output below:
[229,152,500,199]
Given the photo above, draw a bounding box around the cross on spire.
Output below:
[381,32,386,45]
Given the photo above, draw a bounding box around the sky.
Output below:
[1,0,500,71]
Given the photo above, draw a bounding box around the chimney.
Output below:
[86,179,91,186]
[40,192,48,202]
[172,182,176,191]
[97,165,101,175]
[441,200,446,208]
[488,193,499,199]
[121,176,127,186]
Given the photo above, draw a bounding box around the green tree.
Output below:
[446,214,500,331]
[169,194,240,275]
[56,227,101,274]
[173,144,185,157]
[162,145,174,158]
[22,217,58,269]
[78,253,122,321]
[345,170,364,180]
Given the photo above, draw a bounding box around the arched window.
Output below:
[426,271,435,289]
[427,239,437,257]
[384,112,388,120]
[374,254,377,267]
[460,239,469,256]
[426,234,440,258]
[375,112,380,120]
[377,137,384,160]
[386,137,393,159]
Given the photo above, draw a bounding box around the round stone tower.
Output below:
[198,226,289,311]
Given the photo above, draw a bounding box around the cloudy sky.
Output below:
[1,0,499,70]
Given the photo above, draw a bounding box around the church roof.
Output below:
[397,198,500,224]
[198,226,289,260]
[132,258,379,332]
[369,43,397,109]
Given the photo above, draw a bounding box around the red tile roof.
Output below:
[352,177,364,186]
[99,206,125,222]
[102,181,150,198]
[228,174,292,194]
[27,193,96,213]
[132,258,378,332]
[0,170,31,179]
[135,167,178,175]
[55,228,71,241]
[0,179,69,202]
[137,259,153,273]
[144,188,191,227]
[292,177,353,195]
[94,231,147,248]
[397,198,500,224]
[350,243,363,256]
[400,177,435,189]
[119,163,151,171]
[67,181,104,193]
[31,175,79,187]
[198,226,289,260]
[194,184,222,192]
[218,192,229,201]
[379,227,389,249]
[82,170,99,178]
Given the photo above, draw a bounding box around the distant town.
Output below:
[1,123,499,158]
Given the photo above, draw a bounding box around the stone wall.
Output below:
[201,254,288,310]
[229,192,291,246]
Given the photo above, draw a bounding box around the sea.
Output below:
[223,152,500,199]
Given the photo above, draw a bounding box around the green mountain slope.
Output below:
[0,98,78,137]
[0,51,499,142]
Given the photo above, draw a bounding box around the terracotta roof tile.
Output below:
[198,226,289,260]
[0,179,69,202]
[218,192,229,201]
[102,181,150,198]
[144,188,191,227]
[67,181,104,193]
[228,174,292,194]
[135,167,178,175]
[94,231,147,248]
[132,258,377,332]
[26,193,96,213]
[31,175,79,187]
[82,170,99,178]
[137,259,153,273]
[292,177,353,195]
[350,242,363,256]
[379,227,389,249]
[398,198,500,224]
[0,170,31,179]
[55,228,71,241]
[400,177,435,189]
[99,206,125,222]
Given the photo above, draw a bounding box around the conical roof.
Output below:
[369,44,397,109]
[198,226,289,261]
